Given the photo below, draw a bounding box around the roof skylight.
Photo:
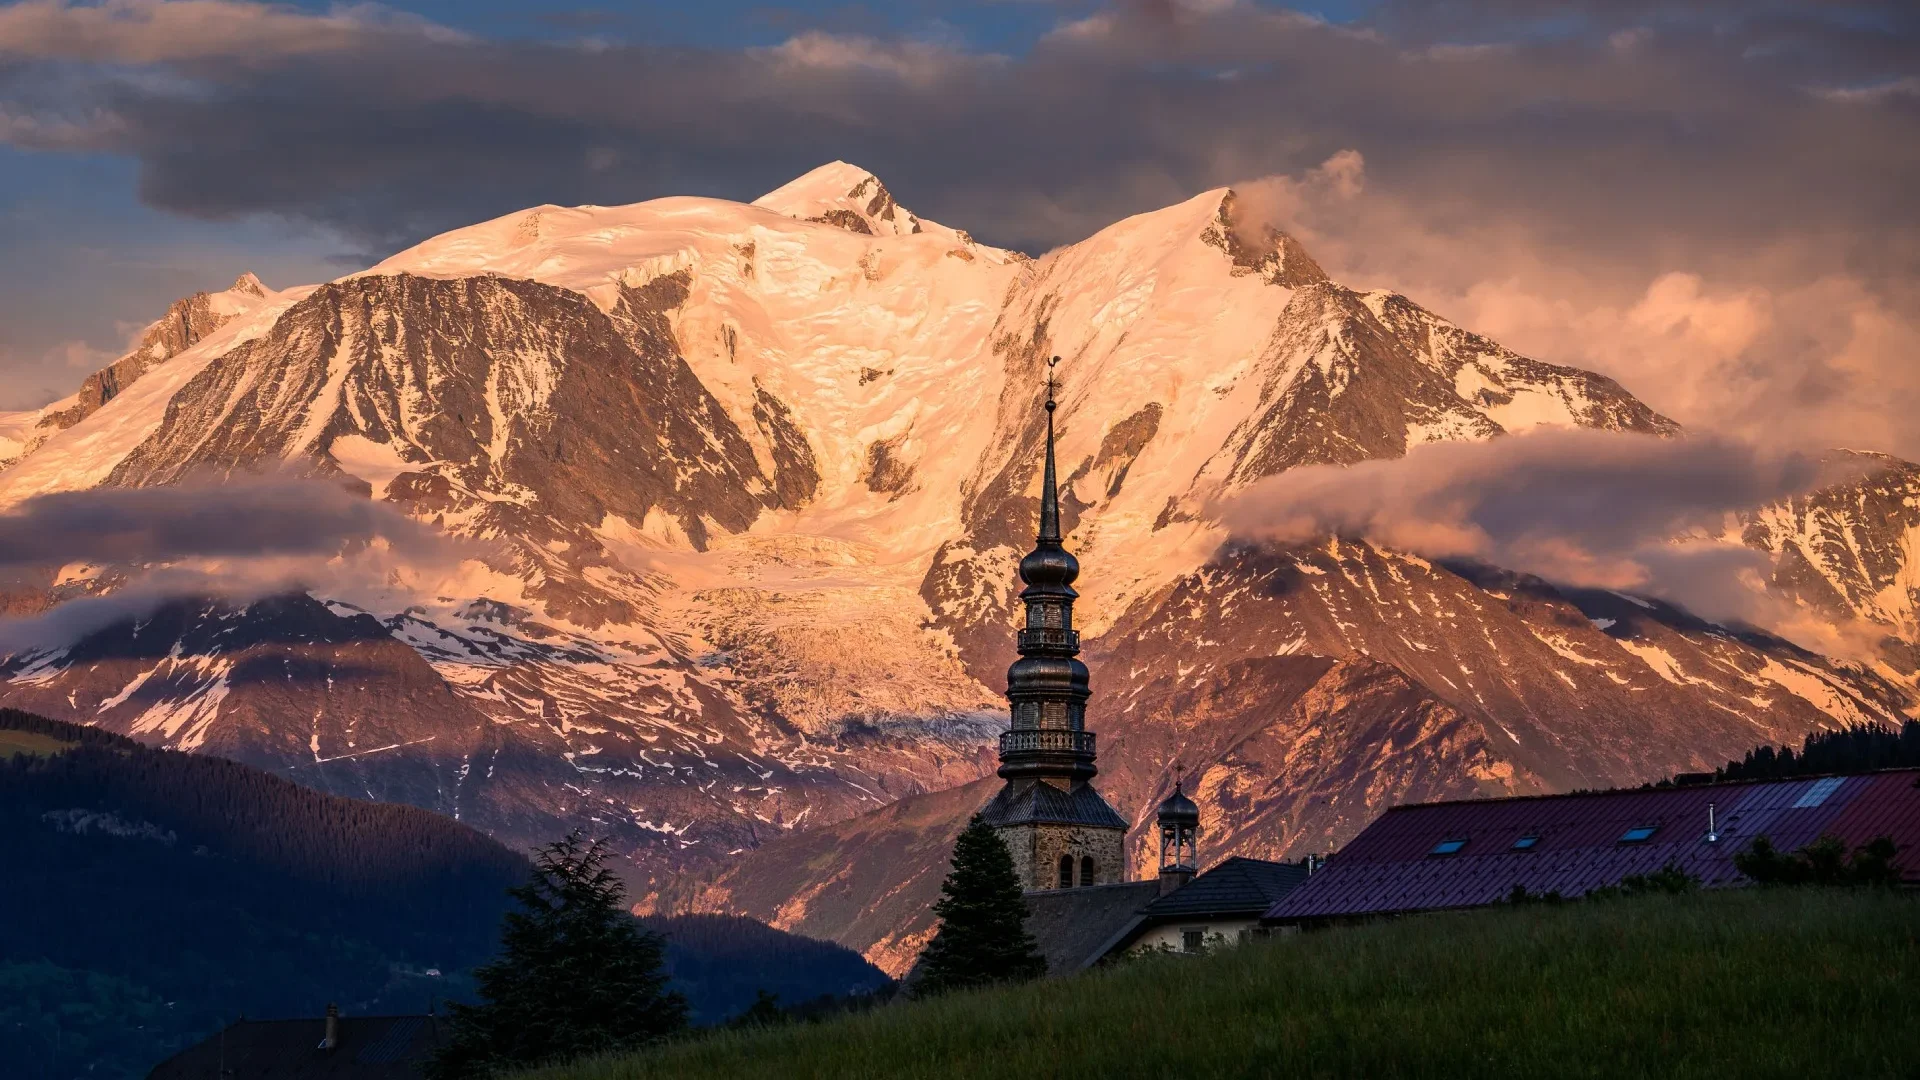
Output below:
[1619,825,1659,843]
[1511,835,1539,851]
[1430,838,1468,855]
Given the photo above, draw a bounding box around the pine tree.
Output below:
[914,815,1046,996]
[428,833,687,1078]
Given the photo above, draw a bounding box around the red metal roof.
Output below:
[1266,769,1920,922]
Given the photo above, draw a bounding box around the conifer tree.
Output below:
[429,832,687,1078]
[915,815,1046,996]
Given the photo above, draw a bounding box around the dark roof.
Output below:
[147,1015,441,1080]
[1141,857,1309,918]
[1155,785,1199,826]
[980,778,1127,830]
[1022,881,1162,974]
[1267,769,1920,923]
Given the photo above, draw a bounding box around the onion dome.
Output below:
[1157,782,1200,829]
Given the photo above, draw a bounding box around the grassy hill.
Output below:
[529,887,1919,1080]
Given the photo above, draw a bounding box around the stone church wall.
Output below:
[996,822,1127,891]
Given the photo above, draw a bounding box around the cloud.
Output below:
[1225,144,1920,460]
[1216,428,1872,636]
[0,0,459,63]
[0,474,481,652]
[0,474,441,567]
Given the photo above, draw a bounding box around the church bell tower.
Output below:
[980,358,1128,891]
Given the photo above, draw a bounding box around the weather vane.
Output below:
[1045,355,1060,413]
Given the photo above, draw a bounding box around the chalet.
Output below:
[146,1005,440,1080]
[1020,786,1314,972]
[1265,768,1920,925]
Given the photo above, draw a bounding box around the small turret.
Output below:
[1157,783,1200,894]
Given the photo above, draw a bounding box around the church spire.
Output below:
[1038,357,1062,545]
[978,352,1127,890]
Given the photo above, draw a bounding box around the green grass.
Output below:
[527,888,1920,1080]
[0,729,74,758]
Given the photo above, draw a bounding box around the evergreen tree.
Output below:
[915,815,1046,996]
[429,832,687,1078]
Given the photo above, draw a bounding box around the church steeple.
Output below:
[1037,366,1063,544]
[980,356,1128,891]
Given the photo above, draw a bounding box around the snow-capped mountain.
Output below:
[1,164,1912,943]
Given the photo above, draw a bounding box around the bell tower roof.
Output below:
[1156,782,1200,828]
[1019,359,1080,594]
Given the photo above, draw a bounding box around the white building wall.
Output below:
[1131,918,1261,954]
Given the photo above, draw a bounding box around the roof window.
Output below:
[1511,835,1539,851]
[1430,838,1468,855]
[1619,825,1659,843]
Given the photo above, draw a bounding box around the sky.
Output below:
[0,0,1916,463]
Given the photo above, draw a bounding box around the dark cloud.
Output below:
[0,0,1909,254]
[1217,428,1870,639]
[0,474,441,567]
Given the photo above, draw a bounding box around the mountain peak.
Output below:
[753,161,926,238]
[1201,191,1329,287]
[228,271,268,297]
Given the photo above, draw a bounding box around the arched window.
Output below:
[1080,856,1096,887]
[1058,854,1074,889]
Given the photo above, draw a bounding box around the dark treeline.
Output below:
[644,914,890,1025]
[0,709,888,1078]
[0,709,526,1080]
[1672,720,1920,785]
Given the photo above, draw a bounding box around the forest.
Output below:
[0,709,885,1079]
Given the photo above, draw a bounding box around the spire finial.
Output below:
[1039,356,1061,543]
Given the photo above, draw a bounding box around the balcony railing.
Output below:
[1017,627,1081,652]
[1000,729,1095,755]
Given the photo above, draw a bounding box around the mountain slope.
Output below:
[1,163,1913,969]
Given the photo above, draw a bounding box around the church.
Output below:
[982,365,1314,973]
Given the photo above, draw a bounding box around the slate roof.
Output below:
[147,1014,441,1080]
[1022,880,1162,974]
[1267,769,1920,923]
[980,778,1128,830]
[1139,857,1310,918]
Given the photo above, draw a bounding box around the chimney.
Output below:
[1158,865,1194,895]
[320,1003,339,1051]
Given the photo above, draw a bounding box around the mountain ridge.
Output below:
[1,162,1913,964]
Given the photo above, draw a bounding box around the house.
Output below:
[1265,768,1920,925]
[1020,784,1314,973]
[147,1005,441,1080]
[1108,856,1311,955]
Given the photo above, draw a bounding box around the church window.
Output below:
[1014,701,1040,728]
[1058,855,1074,889]
[1042,701,1068,727]
[1080,856,1096,887]
[1041,603,1064,629]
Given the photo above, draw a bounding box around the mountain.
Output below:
[0,707,522,1080]
[1,164,1914,972]
[0,273,279,472]
[0,708,887,1079]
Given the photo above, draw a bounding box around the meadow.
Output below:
[527,887,1919,1080]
